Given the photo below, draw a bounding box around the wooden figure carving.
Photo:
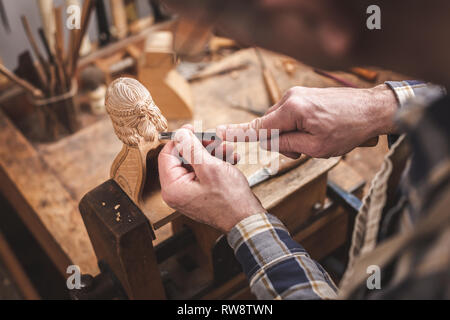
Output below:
[106,77,168,205]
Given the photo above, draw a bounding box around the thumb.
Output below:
[217,108,296,142]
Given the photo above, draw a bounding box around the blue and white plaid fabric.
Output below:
[227,213,338,299]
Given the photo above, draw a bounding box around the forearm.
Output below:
[366,84,399,136]
[358,81,446,140]
[227,213,338,300]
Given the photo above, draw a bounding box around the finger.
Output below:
[265,91,290,115]
[209,142,234,158]
[260,131,314,156]
[212,143,240,164]
[217,107,297,142]
[280,151,302,159]
[174,128,220,179]
[182,124,195,131]
[158,141,193,189]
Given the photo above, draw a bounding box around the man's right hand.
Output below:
[217,85,398,158]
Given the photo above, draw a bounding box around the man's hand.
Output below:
[158,126,266,233]
[217,85,398,158]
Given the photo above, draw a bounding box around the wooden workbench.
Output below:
[0,48,405,281]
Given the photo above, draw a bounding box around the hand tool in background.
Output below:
[38,0,56,52]
[66,0,92,56]
[0,0,10,33]
[159,132,222,143]
[124,0,139,24]
[248,155,310,187]
[53,6,69,90]
[0,64,44,98]
[38,28,56,66]
[349,67,378,82]
[226,95,265,117]
[247,135,378,188]
[110,0,128,39]
[188,63,249,82]
[314,68,358,88]
[21,16,50,88]
[70,0,95,76]
[160,128,377,181]
[95,0,112,47]
[38,28,61,94]
[255,48,282,105]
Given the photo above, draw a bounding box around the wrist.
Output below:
[366,84,399,136]
[224,201,266,233]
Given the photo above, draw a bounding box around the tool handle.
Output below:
[277,155,310,174]
[350,67,378,82]
[265,137,378,175]
[263,69,282,105]
[0,64,43,97]
[110,0,128,39]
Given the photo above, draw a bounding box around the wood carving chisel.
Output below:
[248,155,310,188]
[247,136,378,188]
[255,48,282,105]
[159,132,222,143]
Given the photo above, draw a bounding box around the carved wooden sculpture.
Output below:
[106,77,168,206]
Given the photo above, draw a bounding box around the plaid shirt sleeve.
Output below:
[385,80,446,108]
[385,81,446,146]
[227,213,338,300]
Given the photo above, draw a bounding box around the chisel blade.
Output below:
[247,167,271,188]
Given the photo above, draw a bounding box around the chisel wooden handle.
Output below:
[265,136,378,175]
[38,0,56,52]
[0,64,43,97]
[110,0,128,39]
[350,67,378,82]
[273,155,310,175]
[263,68,282,105]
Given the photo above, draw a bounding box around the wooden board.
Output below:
[0,111,99,275]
